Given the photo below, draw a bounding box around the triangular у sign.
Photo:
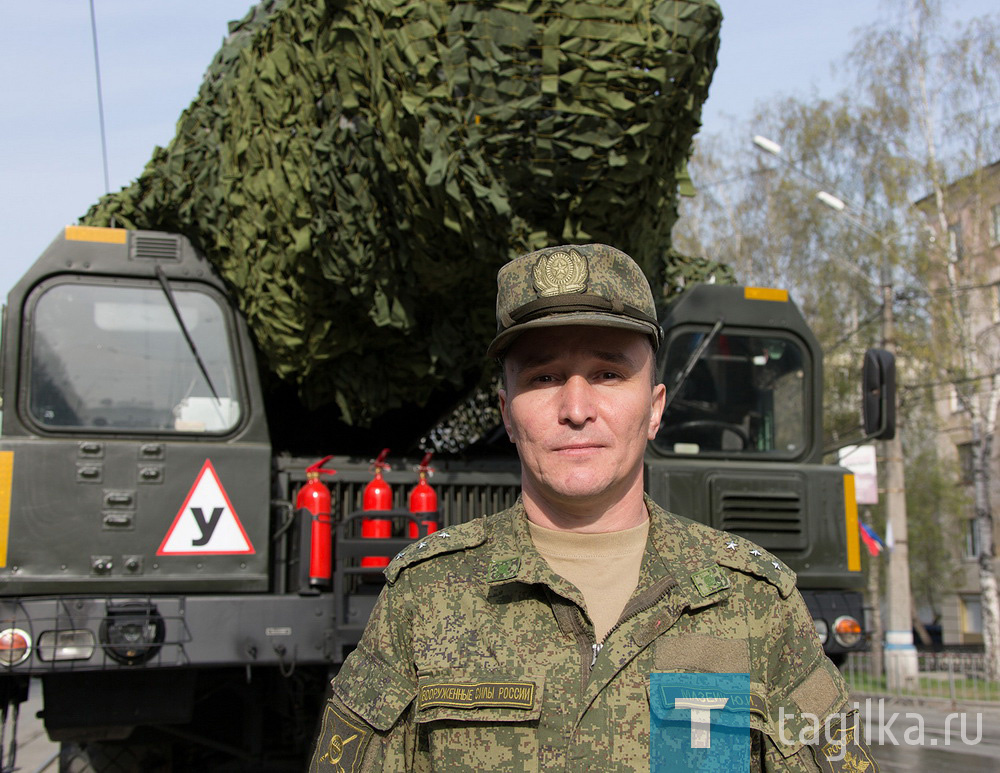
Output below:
[158,459,255,555]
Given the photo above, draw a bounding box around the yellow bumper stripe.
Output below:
[0,452,13,567]
[843,474,861,572]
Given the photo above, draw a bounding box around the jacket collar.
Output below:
[483,496,731,614]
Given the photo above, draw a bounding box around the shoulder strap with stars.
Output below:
[384,518,486,583]
[713,532,797,598]
[645,504,735,604]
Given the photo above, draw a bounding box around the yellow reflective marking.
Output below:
[843,474,861,572]
[744,287,789,302]
[0,452,13,567]
[64,225,127,244]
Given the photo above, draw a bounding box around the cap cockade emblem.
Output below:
[532,249,589,297]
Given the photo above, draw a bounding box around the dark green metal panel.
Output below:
[646,284,861,595]
[0,228,272,594]
[644,459,857,591]
[0,438,271,593]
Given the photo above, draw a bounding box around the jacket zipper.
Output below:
[589,577,676,672]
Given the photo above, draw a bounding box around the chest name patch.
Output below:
[419,681,535,710]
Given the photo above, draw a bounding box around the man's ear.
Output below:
[648,382,667,440]
[498,388,516,442]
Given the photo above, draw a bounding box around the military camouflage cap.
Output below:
[487,244,662,358]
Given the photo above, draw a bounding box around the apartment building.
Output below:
[915,159,1000,646]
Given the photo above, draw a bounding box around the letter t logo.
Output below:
[673,697,729,748]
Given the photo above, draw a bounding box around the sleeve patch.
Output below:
[310,702,373,773]
[332,648,416,730]
[791,662,845,719]
[809,712,880,772]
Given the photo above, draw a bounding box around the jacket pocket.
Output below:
[415,670,544,771]
[649,673,769,772]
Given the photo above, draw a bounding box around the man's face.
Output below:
[499,326,666,516]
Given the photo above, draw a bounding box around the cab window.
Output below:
[654,330,808,457]
[27,281,241,433]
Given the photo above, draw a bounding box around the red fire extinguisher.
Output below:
[361,448,393,568]
[296,455,336,589]
[408,453,439,538]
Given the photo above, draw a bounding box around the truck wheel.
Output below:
[59,741,171,773]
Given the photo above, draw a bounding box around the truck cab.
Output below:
[0,227,335,767]
[0,227,272,596]
[645,285,866,661]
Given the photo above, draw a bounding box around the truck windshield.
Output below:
[27,281,241,433]
[653,330,808,457]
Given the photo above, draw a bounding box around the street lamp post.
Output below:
[753,136,918,686]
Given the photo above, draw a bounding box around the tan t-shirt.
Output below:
[527,518,649,643]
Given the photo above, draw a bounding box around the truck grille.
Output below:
[130,234,181,261]
[712,476,807,552]
[434,483,520,526]
[330,481,520,526]
[328,469,520,528]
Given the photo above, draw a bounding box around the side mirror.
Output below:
[862,348,896,440]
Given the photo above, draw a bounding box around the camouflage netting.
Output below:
[83,0,725,432]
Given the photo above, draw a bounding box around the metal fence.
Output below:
[844,650,1000,704]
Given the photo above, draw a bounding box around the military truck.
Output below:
[0,226,887,769]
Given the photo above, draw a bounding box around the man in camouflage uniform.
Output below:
[312,244,878,772]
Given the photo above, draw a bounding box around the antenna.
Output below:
[89,0,111,194]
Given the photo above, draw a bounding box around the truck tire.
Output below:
[59,741,171,773]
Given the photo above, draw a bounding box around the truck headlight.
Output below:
[833,616,862,648]
[814,618,829,646]
[99,602,165,665]
[37,630,96,662]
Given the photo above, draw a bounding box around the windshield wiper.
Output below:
[154,265,222,404]
[661,318,724,413]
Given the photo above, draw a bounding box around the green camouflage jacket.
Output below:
[311,498,877,772]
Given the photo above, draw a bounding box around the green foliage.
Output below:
[661,246,736,299]
[904,443,966,616]
[81,0,722,429]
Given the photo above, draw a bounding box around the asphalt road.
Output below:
[860,699,1000,772]
[9,680,58,773]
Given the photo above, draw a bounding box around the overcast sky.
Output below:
[1,0,996,300]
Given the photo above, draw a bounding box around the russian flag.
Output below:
[859,522,886,556]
